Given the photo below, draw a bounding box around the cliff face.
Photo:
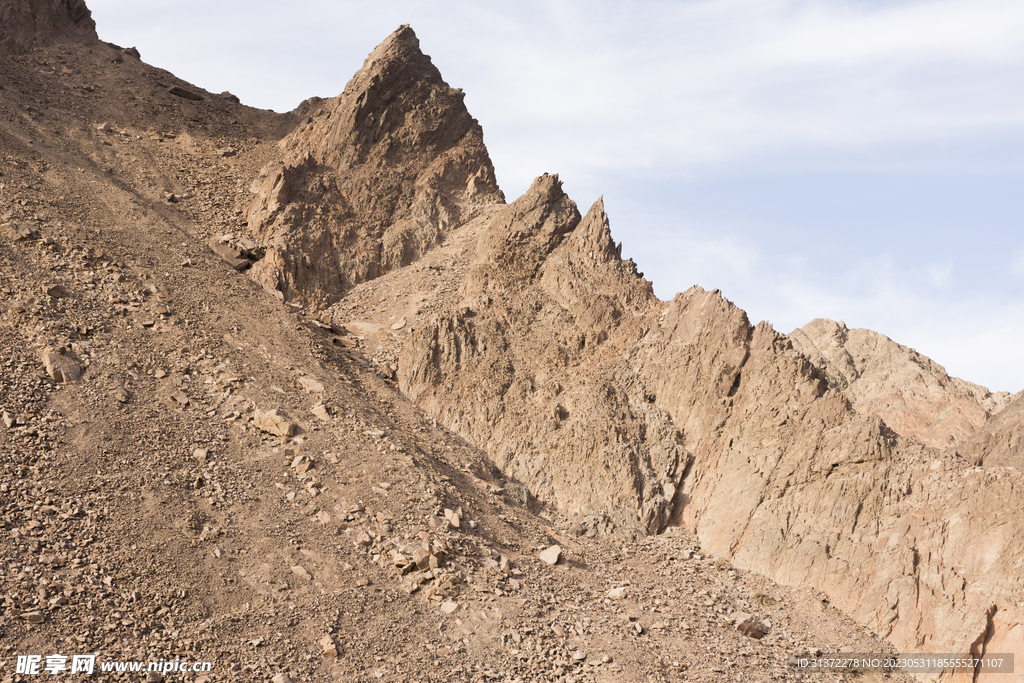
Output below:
[399,176,686,534]
[245,25,504,307]
[0,0,97,54]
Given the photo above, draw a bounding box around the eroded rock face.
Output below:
[394,173,1024,672]
[245,25,504,307]
[957,392,1024,467]
[400,176,688,534]
[0,0,97,54]
[788,318,1013,448]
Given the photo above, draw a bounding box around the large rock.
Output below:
[400,176,683,534]
[253,409,297,437]
[244,25,504,306]
[40,349,82,383]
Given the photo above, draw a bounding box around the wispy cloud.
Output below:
[89,0,1024,186]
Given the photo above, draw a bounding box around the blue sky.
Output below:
[87,0,1024,392]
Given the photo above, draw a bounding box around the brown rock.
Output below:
[40,349,82,383]
[0,0,97,55]
[208,237,250,271]
[1,222,36,241]
[391,168,1024,667]
[957,391,1024,467]
[298,376,325,393]
[254,409,297,437]
[539,545,561,566]
[244,25,503,307]
[730,612,768,638]
[311,402,331,422]
[788,318,1008,448]
[443,508,461,528]
[169,85,203,101]
[319,634,338,657]
[412,545,430,570]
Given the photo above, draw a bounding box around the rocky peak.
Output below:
[0,0,97,54]
[466,174,581,290]
[245,25,504,307]
[281,24,491,172]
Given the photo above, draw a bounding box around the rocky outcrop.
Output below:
[393,173,1024,677]
[789,318,1013,448]
[245,25,504,307]
[0,0,97,54]
[400,176,691,534]
[957,392,1024,468]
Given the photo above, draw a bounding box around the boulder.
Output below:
[539,545,561,566]
[253,409,297,437]
[169,86,203,101]
[40,350,82,383]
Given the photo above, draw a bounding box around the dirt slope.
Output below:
[0,5,921,683]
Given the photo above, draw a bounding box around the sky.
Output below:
[86,0,1024,392]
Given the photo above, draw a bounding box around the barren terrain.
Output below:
[1,3,1022,682]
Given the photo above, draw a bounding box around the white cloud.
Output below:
[925,259,955,287]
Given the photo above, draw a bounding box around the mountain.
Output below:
[2,2,1022,680]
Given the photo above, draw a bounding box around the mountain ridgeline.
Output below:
[2,2,1023,679]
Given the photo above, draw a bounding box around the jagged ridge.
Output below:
[245,25,504,307]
